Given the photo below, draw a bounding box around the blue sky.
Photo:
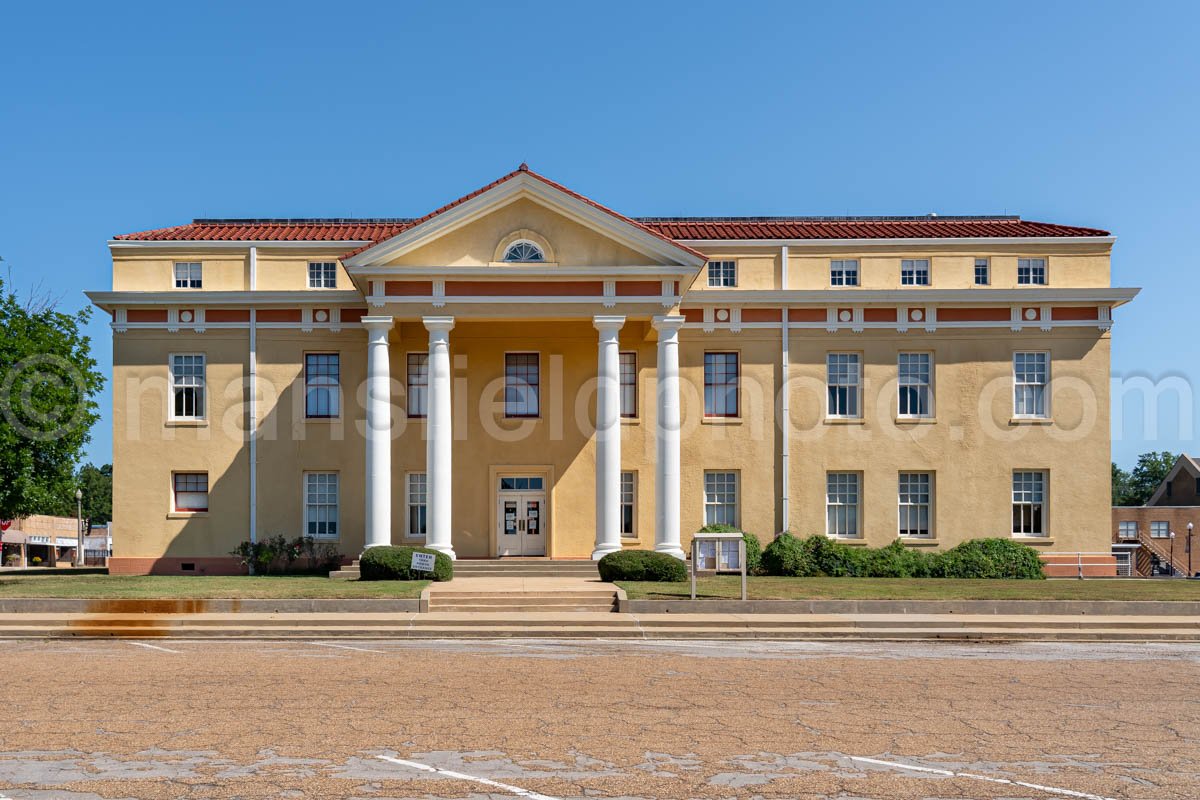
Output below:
[1,0,1196,468]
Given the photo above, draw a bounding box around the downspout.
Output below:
[248,247,258,554]
[780,245,790,535]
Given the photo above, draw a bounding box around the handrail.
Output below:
[1136,530,1191,577]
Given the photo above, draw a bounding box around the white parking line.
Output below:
[124,641,180,654]
[310,641,387,654]
[847,755,1119,800]
[377,754,560,800]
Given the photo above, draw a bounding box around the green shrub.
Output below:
[598,550,687,582]
[761,533,815,577]
[863,539,935,578]
[698,524,763,575]
[359,546,454,581]
[802,534,873,576]
[932,538,1045,579]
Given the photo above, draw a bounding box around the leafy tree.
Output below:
[1113,451,1180,506]
[0,277,104,520]
[77,463,112,526]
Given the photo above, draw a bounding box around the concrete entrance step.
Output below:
[329,559,600,581]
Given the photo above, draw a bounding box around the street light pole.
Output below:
[1189,522,1195,578]
[1170,530,1177,578]
[74,488,84,568]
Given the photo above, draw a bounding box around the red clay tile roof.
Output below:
[113,168,1110,246]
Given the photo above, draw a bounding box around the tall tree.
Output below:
[1113,451,1181,506]
[0,277,104,520]
[1112,462,1133,506]
[77,463,113,526]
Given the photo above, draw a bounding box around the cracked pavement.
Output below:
[0,639,1195,798]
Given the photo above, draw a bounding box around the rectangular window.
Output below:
[173,472,209,512]
[304,473,339,539]
[620,471,636,537]
[1013,352,1049,418]
[170,354,206,419]
[1118,521,1139,540]
[974,258,990,286]
[826,353,861,418]
[407,473,427,538]
[898,353,933,418]
[900,258,930,286]
[703,471,739,526]
[1018,257,1047,285]
[173,262,202,289]
[830,259,859,287]
[898,472,932,538]
[307,261,338,289]
[1012,471,1047,536]
[504,353,540,417]
[304,353,340,418]
[407,353,428,418]
[1150,520,1170,539]
[826,472,861,538]
[707,260,737,288]
[703,352,739,417]
[619,352,637,418]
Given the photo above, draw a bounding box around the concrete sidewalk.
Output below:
[2,610,1199,640]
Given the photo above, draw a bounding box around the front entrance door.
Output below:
[497,477,546,556]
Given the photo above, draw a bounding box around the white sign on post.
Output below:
[410,551,436,573]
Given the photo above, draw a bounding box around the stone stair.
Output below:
[330,558,599,581]
[426,588,617,613]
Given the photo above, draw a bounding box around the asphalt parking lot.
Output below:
[0,638,1195,799]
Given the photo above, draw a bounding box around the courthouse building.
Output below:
[88,166,1136,575]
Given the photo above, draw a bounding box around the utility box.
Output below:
[690,531,747,601]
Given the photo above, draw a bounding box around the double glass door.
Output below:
[498,492,545,556]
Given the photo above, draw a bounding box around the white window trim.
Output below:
[619,351,638,419]
[706,260,738,288]
[1012,470,1048,537]
[1150,520,1171,539]
[897,351,934,419]
[620,470,637,539]
[303,471,340,540]
[405,472,428,540]
[1012,351,1051,420]
[826,471,862,539]
[307,261,339,289]
[173,261,202,289]
[703,470,740,527]
[900,258,931,286]
[1017,256,1049,286]
[825,352,863,420]
[1117,520,1139,540]
[830,258,860,287]
[974,257,991,286]
[406,351,429,419]
[897,471,934,538]
[502,239,547,263]
[303,351,341,420]
[503,351,542,419]
[171,471,209,514]
[168,352,206,422]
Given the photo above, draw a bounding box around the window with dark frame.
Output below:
[304,353,340,418]
[974,258,990,285]
[504,353,540,417]
[173,473,209,512]
[407,353,429,418]
[619,352,637,417]
[703,352,739,417]
[407,473,427,537]
[620,472,635,536]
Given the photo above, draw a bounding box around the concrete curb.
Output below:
[625,599,1200,616]
[0,598,421,614]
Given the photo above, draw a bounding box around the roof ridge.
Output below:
[191,218,416,225]
[635,215,1022,223]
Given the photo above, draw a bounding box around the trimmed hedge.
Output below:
[359,546,454,581]
[758,534,1044,580]
[698,524,763,575]
[598,550,687,582]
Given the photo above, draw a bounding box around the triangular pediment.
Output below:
[342,166,706,270]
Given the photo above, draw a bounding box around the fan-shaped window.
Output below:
[502,240,545,263]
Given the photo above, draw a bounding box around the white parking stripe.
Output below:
[847,755,1119,800]
[377,755,561,800]
[309,641,387,654]
[124,641,180,654]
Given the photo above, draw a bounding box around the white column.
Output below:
[362,316,395,550]
[423,316,456,560]
[653,315,686,559]
[592,315,626,560]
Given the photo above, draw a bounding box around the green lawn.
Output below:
[0,574,428,599]
[618,576,1200,601]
